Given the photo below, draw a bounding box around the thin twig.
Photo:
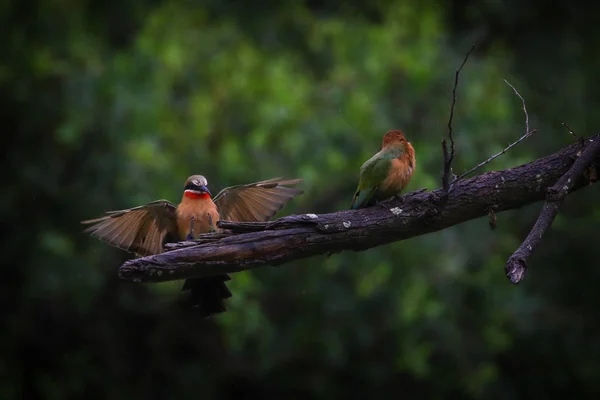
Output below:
[451,79,535,184]
[504,79,530,135]
[561,121,584,146]
[505,137,600,283]
[452,128,537,183]
[442,44,475,193]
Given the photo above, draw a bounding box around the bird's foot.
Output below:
[376,195,403,209]
[376,200,391,209]
[208,213,217,233]
[185,216,196,240]
[393,194,405,203]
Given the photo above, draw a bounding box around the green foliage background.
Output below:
[3,0,600,398]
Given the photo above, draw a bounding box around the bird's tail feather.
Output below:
[351,188,378,209]
[181,275,232,317]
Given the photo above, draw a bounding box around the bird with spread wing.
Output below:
[82,175,303,317]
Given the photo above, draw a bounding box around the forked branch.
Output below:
[505,136,600,283]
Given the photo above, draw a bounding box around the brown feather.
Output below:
[379,130,416,198]
[382,129,409,148]
[176,195,220,239]
[213,178,303,223]
[81,200,178,257]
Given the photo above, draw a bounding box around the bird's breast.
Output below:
[380,157,415,197]
[176,198,220,240]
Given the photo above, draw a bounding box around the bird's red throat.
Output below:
[184,190,211,200]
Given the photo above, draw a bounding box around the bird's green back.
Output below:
[351,150,398,209]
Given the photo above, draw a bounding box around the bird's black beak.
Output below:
[198,185,211,196]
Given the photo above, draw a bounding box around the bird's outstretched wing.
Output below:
[213,177,303,223]
[81,200,178,256]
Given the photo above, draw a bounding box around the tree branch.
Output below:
[119,134,600,284]
[442,44,475,194]
[505,136,600,283]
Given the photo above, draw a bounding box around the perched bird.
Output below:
[82,175,303,317]
[351,130,416,209]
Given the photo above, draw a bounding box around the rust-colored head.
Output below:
[382,130,409,148]
[382,130,415,169]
